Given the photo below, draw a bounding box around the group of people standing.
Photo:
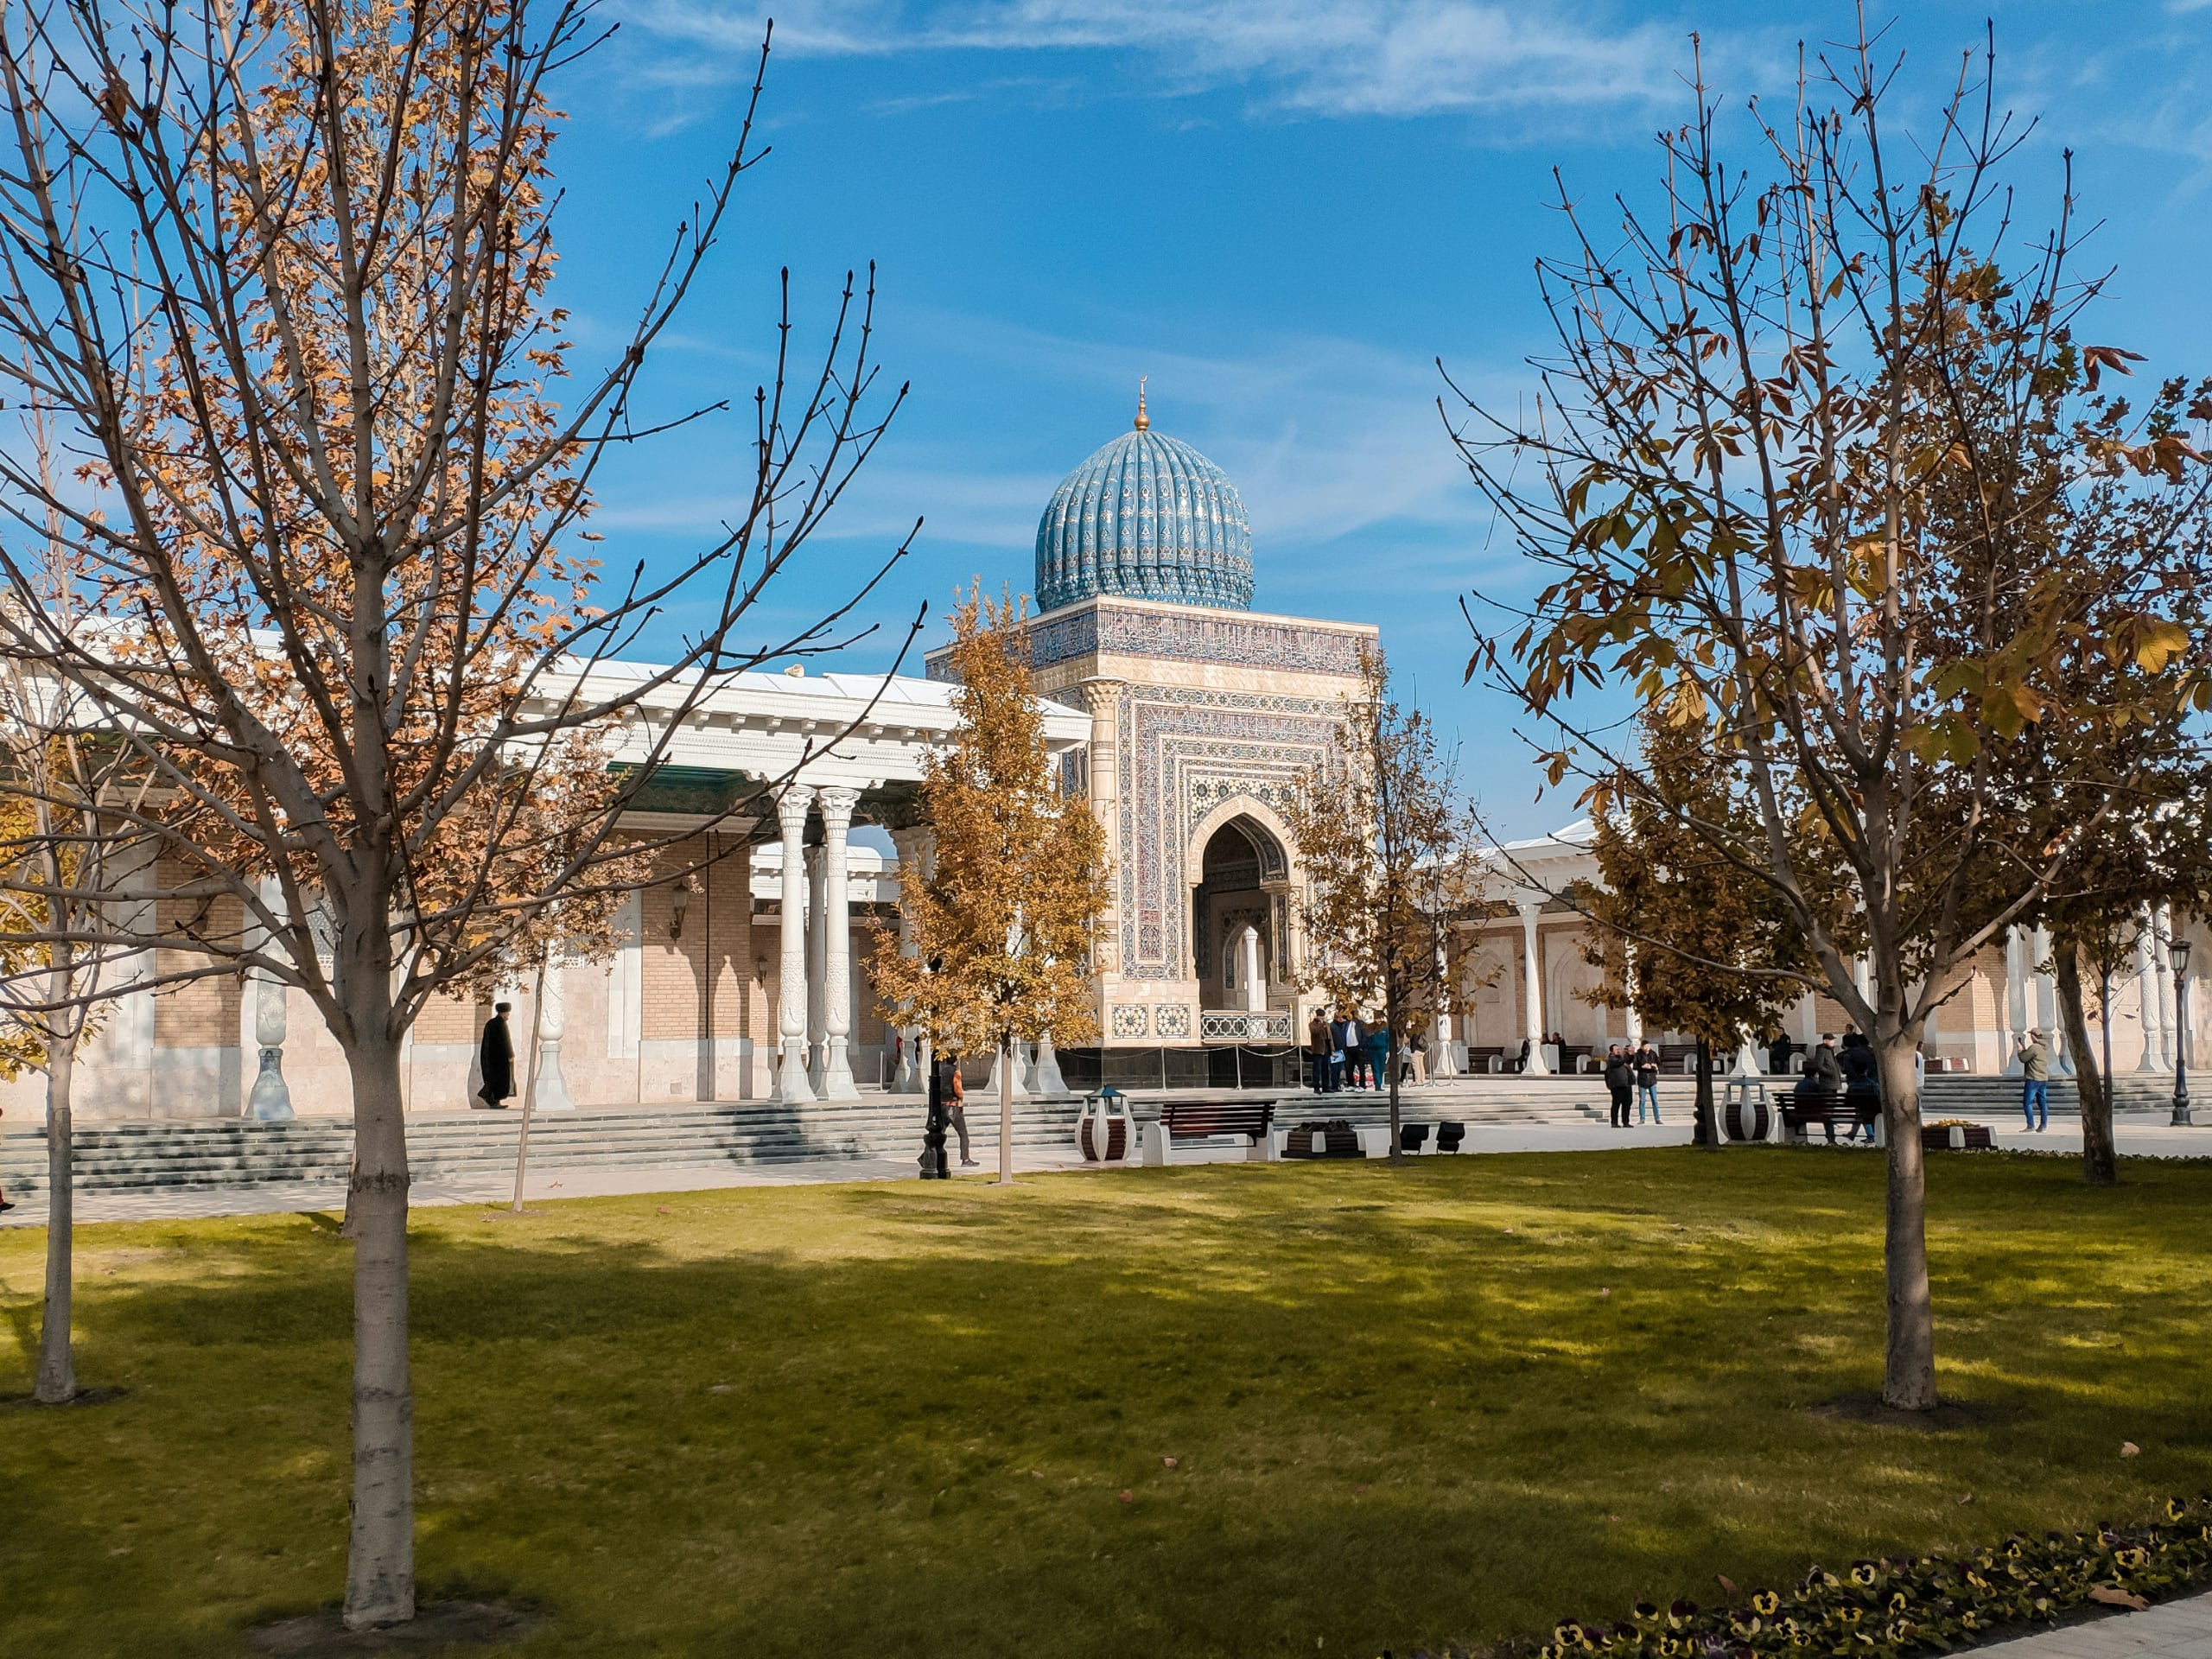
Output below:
[1306,1008,1397,1093]
[1599,1042,1664,1127]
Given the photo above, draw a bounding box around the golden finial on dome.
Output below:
[1134,375,1148,430]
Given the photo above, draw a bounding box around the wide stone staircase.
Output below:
[0,1096,1090,1199]
[0,1081,1629,1199]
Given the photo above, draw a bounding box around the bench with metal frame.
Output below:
[1141,1098,1279,1165]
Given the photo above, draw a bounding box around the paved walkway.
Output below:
[3,1109,2206,1230]
[0,1117,1701,1229]
[1975,1592,2212,1656]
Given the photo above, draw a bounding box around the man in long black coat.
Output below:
[477,1001,516,1109]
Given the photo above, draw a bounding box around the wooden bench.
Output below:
[1781,1090,1882,1145]
[1142,1098,1278,1165]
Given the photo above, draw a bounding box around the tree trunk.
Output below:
[2054,944,2113,1185]
[1692,1036,1716,1149]
[995,1029,1014,1186]
[1384,977,1403,1164]
[343,1030,415,1630]
[34,1032,77,1404]
[509,958,549,1213]
[1876,1034,1937,1410]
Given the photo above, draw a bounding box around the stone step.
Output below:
[0,1099,1090,1197]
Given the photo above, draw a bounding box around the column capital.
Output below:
[776,782,816,832]
[816,784,862,829]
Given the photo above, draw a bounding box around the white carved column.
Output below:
[1624,950,1645,1045]
[806,843,829,1094]
[1033,1033,1067,1096]
[246,973,294,1120]
[534,951,575,1111]
[2177,929,2194,1084]
[774,785,815,1104]
[2001,926,2026,1074]
[2136,912,2165,1071]
[245,874,293,1120]
[988,1039,1031,1101]
[816,785,862,1100]
[1429,940,1459,1078]
[1518,899,1549,1075]
[2155,905,2177,1068]
[1237,925,1263,1014]
[2031,924,2071,1073]
[888,826,931,1092]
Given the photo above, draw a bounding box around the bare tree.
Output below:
[0,1,911,1630]
[1446,24,2210,1408]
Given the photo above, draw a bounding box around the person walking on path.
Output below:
[1839,1029,1881,1142]
[2018,1028,2051,1132]
[1633,1040,1662,1122]
[0,1100,12,1211]
[1604,1044,1634,1128]
[1307,1010,1332,1094]
[475,1001,516,1109]
[944,1054,977,1166]
[1368,1024,1392,1092]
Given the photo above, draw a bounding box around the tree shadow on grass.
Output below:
[3,1151,2211,1658]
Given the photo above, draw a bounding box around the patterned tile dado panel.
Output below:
[1109,1003,1152,1039]
[1115,684,1341,979]
[1154,1005,1192,1039]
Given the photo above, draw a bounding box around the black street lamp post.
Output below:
[2172,938,2193,1128]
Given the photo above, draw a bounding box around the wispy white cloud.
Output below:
[596,307,1506,574]
[615,0,1684,120]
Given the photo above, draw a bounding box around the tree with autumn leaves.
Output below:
[1577,705,1831,1147]
[1448,29,2212,1410]
[1284,644,1484,1161]
[0,0,907,1631]
[873,588,1108,1185]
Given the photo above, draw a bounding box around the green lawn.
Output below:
[3,1148,2208,1658]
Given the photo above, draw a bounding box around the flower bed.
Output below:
[1522,1497,2212,1658]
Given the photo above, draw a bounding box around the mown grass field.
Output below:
[3,1147,2208,1657]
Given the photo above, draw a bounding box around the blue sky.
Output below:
[548,0,2212,836]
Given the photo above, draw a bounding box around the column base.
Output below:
[776,1039,816,1105]
[246,1047,295,1121]
[987,1045,1029,1102]
[534,1038,575,1112]
[818,1038,861,1101]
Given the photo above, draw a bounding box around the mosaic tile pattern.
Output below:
[1154,1004,1192,1039]
[1114,683,1344,980]
[1033,429,1254,613]
[1024,601,1371,677]
[1110,1003,1152,1038]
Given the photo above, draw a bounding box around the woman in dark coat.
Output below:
[476,1001,515,1108]
[1603,1044,1634,1128]
[1839,1031,1881,1143]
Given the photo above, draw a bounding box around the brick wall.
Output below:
[639,834,754,1043]
[153,870,241,1046]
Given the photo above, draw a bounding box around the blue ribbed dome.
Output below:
[1034,419,1254,613]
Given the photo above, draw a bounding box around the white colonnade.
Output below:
[772,782,867,1105]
